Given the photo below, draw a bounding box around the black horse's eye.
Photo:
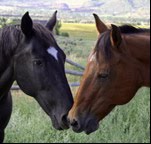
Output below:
[33,59,43,66]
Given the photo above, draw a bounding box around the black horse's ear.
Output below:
[45,11,57,31]
[110,24,122,48]
[21,12,33,37]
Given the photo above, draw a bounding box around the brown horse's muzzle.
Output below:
[68,115,99,134]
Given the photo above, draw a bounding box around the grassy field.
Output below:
[60,23,98,40]
[3,23,151,143]
[5,88,150,143]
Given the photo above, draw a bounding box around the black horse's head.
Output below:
[14,12,73,130]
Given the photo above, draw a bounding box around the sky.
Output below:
[56,0,88,8]
[0,0,90,9]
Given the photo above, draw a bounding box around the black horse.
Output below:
[0,11,73,142]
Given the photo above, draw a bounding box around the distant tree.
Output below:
[61,32,69,37]
[0,18,14,28]
[55,20,62,35]
[0,18,7,27]
[55,20,70,37]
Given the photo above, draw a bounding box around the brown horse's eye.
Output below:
[33,59,43,66]
[98,73,109,79]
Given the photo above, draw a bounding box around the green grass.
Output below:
[3,22,151,143]
[5,88,150,143]
[60,23,98,40]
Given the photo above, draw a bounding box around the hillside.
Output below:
[0,0,150,24]
[79,0,150,15]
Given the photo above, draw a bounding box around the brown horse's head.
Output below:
[68,14,146,134]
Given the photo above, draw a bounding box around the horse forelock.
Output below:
[95,31,111,61]
[33,24,55,44]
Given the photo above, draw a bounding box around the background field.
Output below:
[5,89,150,143]
[1,22,150,143]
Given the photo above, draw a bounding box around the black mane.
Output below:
[119,25,150,34]
[0,25,22,58]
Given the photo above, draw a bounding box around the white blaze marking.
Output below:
[47,47,58,61]
[89,53,96,62]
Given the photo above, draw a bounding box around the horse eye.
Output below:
[98,73,109,79]
[33,60,43,66]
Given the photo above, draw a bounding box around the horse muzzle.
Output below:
[69,116,99,134]
[51,114,70,130]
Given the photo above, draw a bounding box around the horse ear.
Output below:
[45,11,57,31]
[21,12,33,37]
[110,24,122,48]
[93,13,108,34]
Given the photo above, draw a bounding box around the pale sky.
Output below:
[57,0,88,7]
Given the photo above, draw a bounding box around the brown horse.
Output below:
[68,14,150,134]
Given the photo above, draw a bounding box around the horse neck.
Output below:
[123,33,150,87]
[0,26,20,99]
[0,64,14,100]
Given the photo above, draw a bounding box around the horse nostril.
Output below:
[70,119,79,128]
[60,114,71,129]
[61,114,69,126]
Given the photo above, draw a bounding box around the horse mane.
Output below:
[119,25,150,34]
[94,25,150,61]
[0,25,22,58]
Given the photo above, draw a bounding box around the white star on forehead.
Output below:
[47,47,58,61]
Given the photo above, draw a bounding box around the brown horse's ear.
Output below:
[93,13,108,34]
[110,24,122,48]
[45,11,57,31]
